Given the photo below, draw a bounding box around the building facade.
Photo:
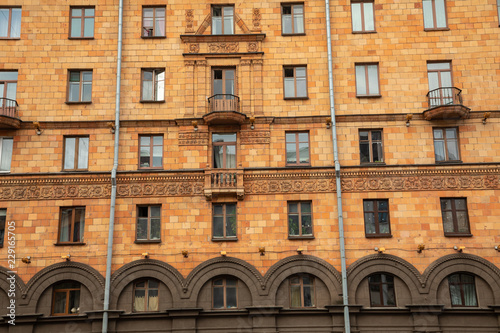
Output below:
[0,0,499,332]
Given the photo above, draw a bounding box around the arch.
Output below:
[0,265,26,297]
[110,259,184,309]
[422,254,500,303]
[184,256,263,305]
[265,255,342,303]
[23,261,104,310]
[347,254,423,302]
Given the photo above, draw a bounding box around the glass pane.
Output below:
[226,145,236,168]
[71,18,82,37]
[0,9,8,37]
[456,212,469,233]
[442,212,454,233]
[364,3,375,31]
[445,128,457,139]
[150,218,161,239]
[303,286,313,307]
[423,0,434,29]
[214,204,223,215]
[298,133,308,142]
[152,146,162,167]
[140,146,150,167]
[383,284,396,306]
[296,77,307,97]
[434,140,445,161]
[85,8,94,16]
[364,213,376,234]
[289,203,298,213]
[294,12,304,33]
[441,199,451,210]
[284,68,294,78]
[11,9,22,38]
[156,70,165,100]
[282,14,292,34]
[355,65,367,95]
[155,17,165,36]
[134,289,146,311]
[143,8,153,18]
[213,279,223,286]
[449,284,462,305]
[0,138,13,171]
[226,287,237,308]
[360,143,370,163]
[372,130,382,141]
[379,218,390,234]
[69,83,80,102]
[148,289,159,311]
[213,216,224,237]
[463,283,477,306]
[60,209,72,242]
[84,18,94,37]
[225,204,236,215]
[137,218,148,240]
[435,0,447,28]
[363,200,374,211]
[359,131,369,141]
[448,274,459,283]
[53,292,67,314]
[289,214,299,235]
[301,215,312,235]
[286,133,295,143]
[225,78,234,95]
[69,290,80,313]
[153,136,162,145]
[301,202,311,213]
[441,71,452,87]
[82,82,92,101]
[446,139,459,160]
[433,128,443,139]
[226,215,236,237]
[455,199,466,210]
[378,200,388,211]
[284,78,295,98]
[372,142,383,162]
[213,286,224,308]
[77,137,89,169]
[368,65,379,95]
[150,206,161,217]
[212,16,222,34]
[5,82,16,100]
[291,285,301,307]
[351,3,362,31]
[138,206,149,218]
[286,143,297,163]
[296,67,306,78]
[135,281,145,288]
[149,280,159,288]
[224,17,233,34]
[428,62,451,70]
[428,72,439,91]
[298,142,309,163]
[369,284,381,306]
[73,208,85,242]
[64,138,76,169]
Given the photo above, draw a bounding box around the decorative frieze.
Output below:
[208,43,239,53]
[247,42,259,52]
[185,9,194,33]
[188,43,199,53]
[252,9,261,31]
[240,130,270,144]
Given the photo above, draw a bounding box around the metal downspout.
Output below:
[324,0,351,332]
[102,0,123,331]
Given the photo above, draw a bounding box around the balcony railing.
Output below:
[427,87,462,108]
[204,167,244,200]
[207,94,240,113]
[0,98,19,119]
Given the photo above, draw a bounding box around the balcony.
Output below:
[423,87,470,121]
[204,168,244,200]
[203,94,246,125]
[0,98,21,129]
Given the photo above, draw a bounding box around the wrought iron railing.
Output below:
[0,98,19,119]
[426,87,462,108]
[207,94,239,112]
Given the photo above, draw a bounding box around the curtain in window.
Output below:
[134,293,145,312]
[148,290,159,311]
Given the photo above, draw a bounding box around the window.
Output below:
[423,0,447,30]
[213,277,237,309]
[288,201,312,238]
[355,63,380,97]
[448,273,477,307]
[0,71,18,115]
[286,132,310,166]
[213,133,236,169]
[67,70,92,103]
[141,69,165,102]
[0,8,21,39]
[0,138,13,172]
[283,66,307,99]
[369,274,395,306]
[139,135,163,169]
[213,203,236,240]
[440,198,470,236]
[281,3,304,35]
[351,1,375,33]
[359,130,383,164]
[290,275,315,307]
[133,279,159,312]
[52,281,81,316]
[69,7,94,38]
[363,199,390,237]
[63,137,89,171]
[0,209,6,248]
[211,68,237,111]
[136,206,161,242]
[142,7,165,37]
[212,6,234,35]
[433,128,459,162]
[427,62,453,107]
[58,207,85,244]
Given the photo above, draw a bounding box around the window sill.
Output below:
[365,234,392,239]
[360,162,386,166]
[284,97,309,100]
[286,164,311,167]
[435,160,463,165]
[0,38,21,40]
[356,94,382,98]
[444,233,473,237]
[62,169,89,172]
[54,242,86,246]
[141,36,167,39]
[139,100,165,104]
[135,239,161,244]
[288,235,315,240]
[281,33,306,37]
[68,37,95,40]
[352,31,377,34]
[212,237,238,242]
[138,167,164,170]
[65,101,92,105]
[424,28,450,32]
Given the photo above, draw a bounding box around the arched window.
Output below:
[448,273,477,307]
[212,277,237,309]
[368,273,395,306]
[51,281,80,315]
[290,274,315,308]
[133,279,159,312]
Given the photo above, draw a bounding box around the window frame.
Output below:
[355,63,380,97]
[211,5,235,35]
[289,274,315,308]
[212,133,237,169]
[0,209,6,248]
[133,279,160,312]
[283,65,308,99]
[212,277,238,309]
[448,273,478,307]
[212,203,237,241]
[0,70,18,106]
[433,127,461,163]
[351,0,376,33]
[359,129,384,164]
[212,67,237,99]
[0,7,22,39]
[69,6,95,39]
[51,281,81,316]
[140,68,165,103]
[138,134,163,169]
[57,207,86,245]
[141,6,166,38]
[136,205,162,243]
[67,70,93,104]
[368,273,396,307]
[287,201,313,239]
[0,137,13,173]
[363,199,391,238]
[440,198,471,237]
[63,136,89,171]
[422,0,448,31]
[281,3,305,35]
[285,131,310,167]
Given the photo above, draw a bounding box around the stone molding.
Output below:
[178,131,209,145]
[240,130,270,144]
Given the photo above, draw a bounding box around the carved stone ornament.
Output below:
[247,42,259,52]
[188,43,200,53]
[241,131,270,144]
[185,9,194,33]
[179,132,209,146]
[252,8,261,31]
[184,60,196,67]
[209,43,239,53]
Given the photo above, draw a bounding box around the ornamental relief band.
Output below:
[0,171,497,200]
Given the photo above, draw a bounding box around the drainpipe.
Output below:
[102,0,123,331]
[324,0,351,332]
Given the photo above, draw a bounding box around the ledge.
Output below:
[203,111,246,125]
[0,115,21,129]
[180,33,266,43]
[53,242,86,246]
[423,104,470,120]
